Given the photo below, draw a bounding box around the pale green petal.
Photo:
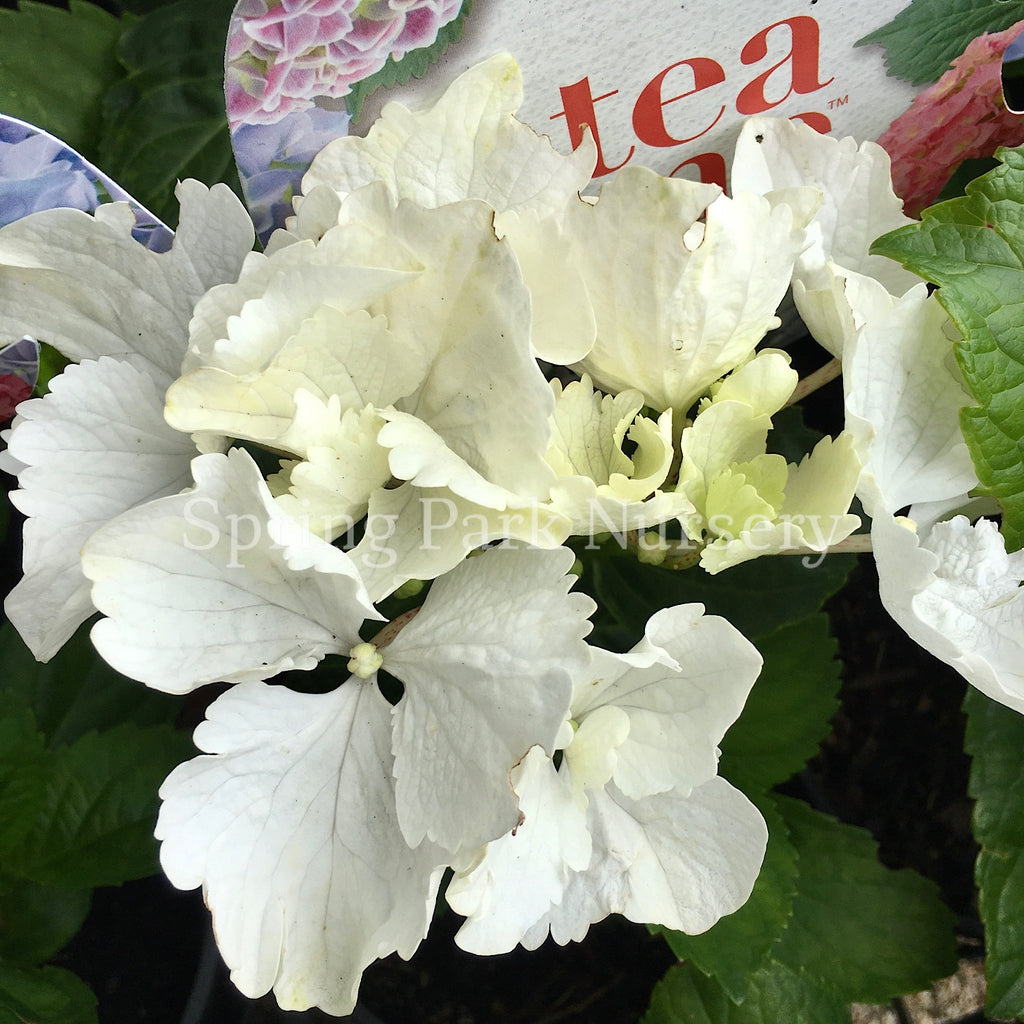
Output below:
[709,349,797,415]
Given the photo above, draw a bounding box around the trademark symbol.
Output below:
[828,94,849,109]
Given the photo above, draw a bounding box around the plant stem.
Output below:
[786,357,842,406]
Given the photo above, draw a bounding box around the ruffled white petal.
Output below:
[842,274,976,517]
[384,545,594,853]
[874,514,1024,711]
[81,447,377,692]
[0,181,253,382]
[4,357,195,660]
[157,680,448,1016]
[732,116,919,356]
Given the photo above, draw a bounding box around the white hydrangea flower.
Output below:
[0,182,255,659]
[732,116,921,356]
[447,604,767,954]
[676,350,860,573]
[149,543,594,1015]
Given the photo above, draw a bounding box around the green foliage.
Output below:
[647,798,958,1022]
[0,963,97,1024]
[644,962,849,1024]
[346,0,474,125]
[0,621,182,747]
[0,882,91,966]
[873,145,1024,551]
[97,0,240,225]
[33,343,71,398]
[588,547,854,644]
[718,616,842,793]
[965,687,1024,1017]
[0,1,124,159]
[5,722,193,887]
[856,0,1024,86]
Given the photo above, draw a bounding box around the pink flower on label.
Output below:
[226,0,465,128]
[878,19,1024,216]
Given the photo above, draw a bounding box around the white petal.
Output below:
[571,169,803,412]
[874,514,1024,711]
[348,483,571,603]
[81,447,377,692]
[157,681,448,1015]
[0,181,253,382]
[733,116,919,356]
[384,546,594,853]
[4,358,195,660]
[448,746,591,955]
[843,275,976,517]
[302,53,595,222]
[574,607,762,798]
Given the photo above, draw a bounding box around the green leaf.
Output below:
[718,615,841,793]
[0,963,96,1024]
[0,882,91,966]
[346,0,474,125]
[589,548,854,643]
[872,145,1024,551]
[0,1,124,159]
[97,0,240,225]
[964,686,1024,1016]
[653,797,799,1002]
[6,723,193,888]
[643,961,849,1024]
[976,850,1024,1017]
[0,701,48,863]
[0,621,182,749]
[33,343,71,399]
[770,797,957,1004]
[856,0,1024,86]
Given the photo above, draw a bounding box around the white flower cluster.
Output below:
[1,51,1017,1016]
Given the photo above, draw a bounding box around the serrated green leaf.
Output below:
[0,1,124,159]
[589,549,854,644]
[346,0,474,125]
[873,146,1024,551]
[653,797,798,1002]
[6,723,193,888]
[964,686,1024,1016]
[643,961,849,1024]
[0,620,182,749]
[856,0,1024,86]
[718,615,841,792]
[0,701,48,862]
[97,0,239,225]
[771,797,957,1004]
[976,850,1024,1016]
[0,963,96,1024]
[0,881,90,966]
